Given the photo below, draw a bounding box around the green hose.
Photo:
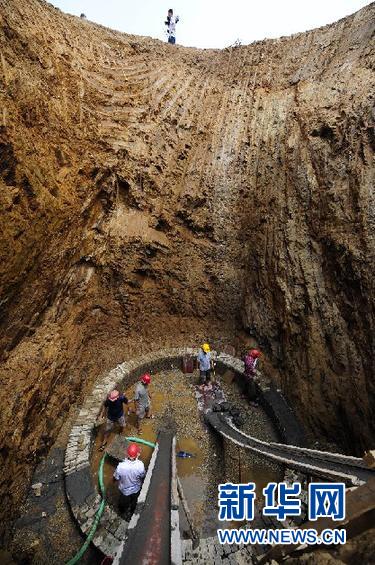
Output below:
[66,454,107,565]
[65,436,155,565]
[125,436,156,449]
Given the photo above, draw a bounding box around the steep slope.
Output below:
[0,0,374,536]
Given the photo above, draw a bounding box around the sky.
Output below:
[49,0,372,49]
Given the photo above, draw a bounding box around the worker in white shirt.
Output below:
[113,443,145,521]
[165,8,179,44]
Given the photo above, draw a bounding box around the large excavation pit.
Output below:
[2,1,375,562]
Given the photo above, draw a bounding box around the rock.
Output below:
[363,450,375,469]
[31,483,42,497]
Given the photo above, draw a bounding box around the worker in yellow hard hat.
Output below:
[197,343,213,386]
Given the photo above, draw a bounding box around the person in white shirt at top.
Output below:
[165,8,179,44]
[113,443,145,521]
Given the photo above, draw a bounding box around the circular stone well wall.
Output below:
[64,347,305,558]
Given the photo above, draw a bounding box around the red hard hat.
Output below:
[250,349,261,358]
[141,373,151,385]
[127,443,141,459]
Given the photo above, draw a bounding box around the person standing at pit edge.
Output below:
[113,443,145,521]
[197,343,214,386]
[243,349,261,404]
[134,373,152,434]
[98,389,129,451]
[165,8,179,44]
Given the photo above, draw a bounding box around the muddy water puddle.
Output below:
[91,369,282,537]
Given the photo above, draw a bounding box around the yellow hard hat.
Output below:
[202,343,210,353]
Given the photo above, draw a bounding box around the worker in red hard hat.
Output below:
[243,349,261,404]
[113,443,145,521]
[98,388,129,451]
[134,374,153,434]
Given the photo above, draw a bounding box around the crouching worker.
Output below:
[243,349,261,404]
[135,374,152,434]
[114,443,145,521]
[98,389,128,450]
[197,343,213,386]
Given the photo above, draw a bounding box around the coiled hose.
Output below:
[65,436,156,564]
